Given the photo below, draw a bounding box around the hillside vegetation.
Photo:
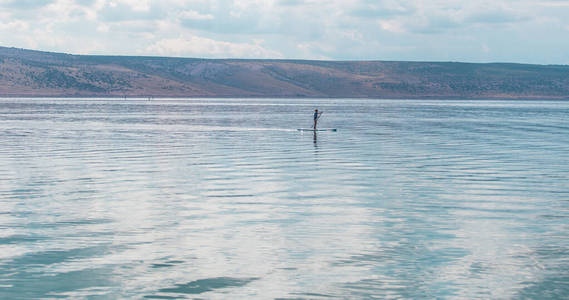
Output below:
[1,46,568,99]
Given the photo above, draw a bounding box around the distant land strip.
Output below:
[1,46,568,99]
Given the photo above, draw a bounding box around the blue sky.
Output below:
[0,0,568,64]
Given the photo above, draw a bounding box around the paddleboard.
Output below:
[297,128,337,132]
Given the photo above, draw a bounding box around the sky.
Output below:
[0,0,568,64]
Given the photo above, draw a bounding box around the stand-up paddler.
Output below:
[313,109,323,130]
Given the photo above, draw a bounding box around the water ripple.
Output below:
[1,98,568,299]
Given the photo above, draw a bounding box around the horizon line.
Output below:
[2,45,566,67]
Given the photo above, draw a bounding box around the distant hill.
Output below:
[1,46,568,99]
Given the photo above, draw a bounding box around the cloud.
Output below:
[98,1,164,21]
[464,6,529,24]
[74,0,96,6]
[371,1,532,35]
[179,0,282,35]
[0,0,55,9]
[145,35,284,59]
[0,20,29,31]
[538,1,569,7]
[278,0,304,6]
[0,0,567,64]
[350,0,415,18]
[179,10,214,21]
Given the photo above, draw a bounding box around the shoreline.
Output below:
[0,95,568,101]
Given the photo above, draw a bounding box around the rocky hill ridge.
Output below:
[1,46,568,99]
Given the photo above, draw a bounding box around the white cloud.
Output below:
[110,0,151,12]
[379,20,405,33]
[538,1,569,7]
[96,23,110,32]
[0,20,30,31]
[0,0,567,64]
[179,10,214,20]
[145,35,284,59]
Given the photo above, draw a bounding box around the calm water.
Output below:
[1,98,568,299]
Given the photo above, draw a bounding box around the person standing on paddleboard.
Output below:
[314,109,323,130]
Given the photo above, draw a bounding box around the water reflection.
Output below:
[0,98,568,299]
[313,131,318,147]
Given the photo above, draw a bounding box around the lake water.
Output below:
[0,98,568,299]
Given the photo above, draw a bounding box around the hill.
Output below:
[1,46,568,99]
